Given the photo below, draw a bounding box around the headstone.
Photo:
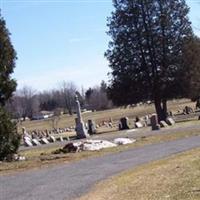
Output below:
[108,122,113,128]
[32,139,41,146]
[160,120,168,128]
[22,127,33,146]
[24,137,33,147]
[196,98,200,110]
[41,138,49,144]
[96,124,100,129]
[166,117,175,126]
[22,127,27,135]
[75,95,90,139]
[49,135,56,143]
[59,136,64,142]
[184,106,193,114]
[88,119,96,135]
[169,111,173,117]
[150,114,160,130]
[119,117,130,130]
[135,121,143,128]
[135,116,140,122]
[144,115,151,126]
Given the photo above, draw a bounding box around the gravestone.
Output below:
[144,115,151,126]
[196,98,200,110]
[22,127,27,135]
[150,114,160,130]
[59,136,64,142]
[166,117,175,126]
[184,106,193,114]
[160,120,168,128]
[22,127,33,147]
[108,122,113,128]
[88,119,96,135]
[24,138,33,147]
[135,121,143,128]
[32,139,41,146]
[96,124,100,129]
[119,117,130,130]
[41,138,49,144]
[75,95,89,139]
[49,135,56,143]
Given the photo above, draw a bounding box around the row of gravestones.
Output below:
[84,119,115,135]
[23,127,75,141]
[23,132,66,147]
[23,118,114,146]
[22,127,68,147]
[119,116,150,130]
[119,114,175,131]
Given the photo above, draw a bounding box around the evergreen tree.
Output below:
[0,12,20,160]
[0,107,20,160]
[0,12,17,106]
[181,36,200,101]
[106,0,193,121]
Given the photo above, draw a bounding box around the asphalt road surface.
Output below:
[1,135,200,200]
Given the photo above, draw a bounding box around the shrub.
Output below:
[0,107,21,161]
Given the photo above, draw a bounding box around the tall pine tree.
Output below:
[0,12,20,160]
[181,36,200,101]
[106,0,193,121]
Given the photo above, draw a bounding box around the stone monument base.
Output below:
[75,120,90,139]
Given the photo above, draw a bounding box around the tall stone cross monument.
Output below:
[75,95,89,139]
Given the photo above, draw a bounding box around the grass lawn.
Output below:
[78,148,200,200]
[0,122,200,175]
[17,99,195,133]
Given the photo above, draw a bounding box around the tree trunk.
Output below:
[154,98,167,122]
[162,99,167,120]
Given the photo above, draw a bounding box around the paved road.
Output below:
[1,136,200,200]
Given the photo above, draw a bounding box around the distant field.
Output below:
[18,99,195,133]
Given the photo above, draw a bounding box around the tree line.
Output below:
[5,80,113,120]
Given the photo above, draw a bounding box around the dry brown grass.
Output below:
[78,148,200,200]
[1,123,200,175]
[18,99,195,133]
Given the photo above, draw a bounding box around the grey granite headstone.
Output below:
[119,117,130,130]
[135,121,143,128]
[160,120,168,128]
[32,139,41,146]
[88,119,96,135]
[75,95,90,139]
[24,138,33,147]
[41,138,49,144]
[59,136,64,142]
[150,114,160,130]
[49,135,56,143]
[166,117,175,126]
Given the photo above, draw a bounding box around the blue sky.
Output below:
[1,0,200,91]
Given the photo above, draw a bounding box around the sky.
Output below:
[0,0,200,92]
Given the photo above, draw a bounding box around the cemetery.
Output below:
[1,0,200,199]
[1,98,199,172]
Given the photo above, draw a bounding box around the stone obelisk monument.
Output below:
[75,95,89,139]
